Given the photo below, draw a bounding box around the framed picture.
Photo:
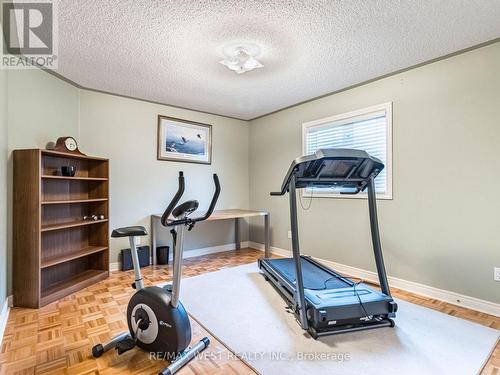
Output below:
[157,115,212,164]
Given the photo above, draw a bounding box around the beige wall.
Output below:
[7,70,80,149]
[0,68,7,305]
[78,91,250,264]
[249,42,500,304]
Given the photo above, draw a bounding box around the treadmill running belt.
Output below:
[266,258,350,290]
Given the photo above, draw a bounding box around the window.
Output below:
[302,102,392,199]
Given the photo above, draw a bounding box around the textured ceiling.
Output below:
[56,0,500,120]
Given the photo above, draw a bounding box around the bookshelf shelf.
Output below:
[41,219,108,232]
[40,269,108,306]
[41,245,108,268]
[42,198,108,205]
[42,175,108,181]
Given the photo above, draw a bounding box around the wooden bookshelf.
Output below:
[13,149,109,308]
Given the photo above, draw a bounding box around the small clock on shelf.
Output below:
[52,137,85,155]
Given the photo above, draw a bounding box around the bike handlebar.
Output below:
[197,174,220,222]
[160,172,185,226]
[161,172,220,227]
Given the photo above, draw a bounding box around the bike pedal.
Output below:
[115,338,136,354]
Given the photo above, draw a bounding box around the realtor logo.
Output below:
[1,0,58,69]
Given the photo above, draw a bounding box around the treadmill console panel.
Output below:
[272,148,384,196]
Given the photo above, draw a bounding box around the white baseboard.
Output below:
[110,262,120,272]
[249,241,290,257]
[110,241,251,272]
[249,241,500,317]
[0,297,11,346]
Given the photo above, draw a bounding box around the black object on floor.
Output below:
[115,338,136,354]
[157,245,170,265]
[121,245,150,271]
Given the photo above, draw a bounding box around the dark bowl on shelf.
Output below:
[61,166,76,177]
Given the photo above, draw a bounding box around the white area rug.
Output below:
[177,263,499,375]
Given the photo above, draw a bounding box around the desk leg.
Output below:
[235,218,240,250]
[264,214,270,258]
[151,215,157,265]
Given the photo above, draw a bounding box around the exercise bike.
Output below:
[92,171,220,375]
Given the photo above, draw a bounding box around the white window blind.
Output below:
[303,103,392,198]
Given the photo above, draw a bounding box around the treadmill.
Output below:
[258,148,397,339]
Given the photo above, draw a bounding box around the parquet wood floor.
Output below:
[0,248,498,374]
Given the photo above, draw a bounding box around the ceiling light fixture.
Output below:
[219,45,264,74]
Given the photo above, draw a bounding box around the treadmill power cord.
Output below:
[353,281,370,320]
[318,275,371,321]
[299,187,314,210]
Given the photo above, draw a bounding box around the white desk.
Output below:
[150,209,270,263]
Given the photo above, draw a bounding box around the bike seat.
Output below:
[111,226,148,238]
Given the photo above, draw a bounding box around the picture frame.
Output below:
[157,115,212,164]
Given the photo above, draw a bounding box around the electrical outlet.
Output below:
[287,230,292,239]
[494,267,500,282]
[134,237,141,246]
